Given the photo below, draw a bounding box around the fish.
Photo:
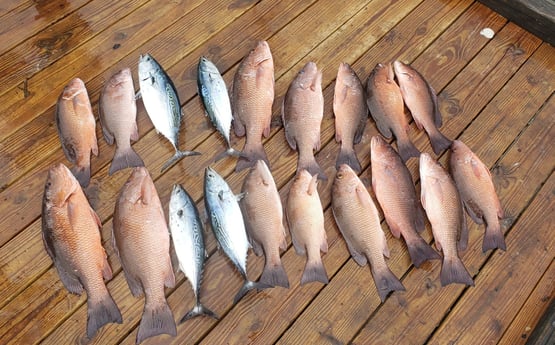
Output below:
[393,60,452,155]
[240,160,289,288]
[331,164,405,302]
[366,63,419,162]
[232,40,275,172]
[138,54,200,172]
[285,169,329,285]
[112,167,176,344]
[41,163,122,339]
[169,184,219,322]
[370,136,440,267]
[419,153,474,286]
[449,140,506,252]
[204,166,269,304]
[198,56,244,160]
[282,61,326,180]
[99,68,145,175]
[55,77,98,187]
[333,62,367,173]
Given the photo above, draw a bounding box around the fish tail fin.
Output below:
[429,130,452,155]
[71,165,91,188]
[233,279,272,305]
[86,293,123,339]
[214,147,247,162]
[300,257,329,285]
[335,146,362,173]
[397,139,420,163]
[298,154,326,181]
[482,223,506,252]
[235,141,269,172]
[137,300,177,344]
[161,149,201,172]
[259,260,290,288]
[109,146,145,175]
[179,301,219,323]
[371,266,405,302]
[405,236,441,268]
[440,256,474,286]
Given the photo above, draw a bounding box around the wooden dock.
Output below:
[0,0,553,344]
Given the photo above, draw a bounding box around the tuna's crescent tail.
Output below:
[86,294,122,339]
[136,300,177,344]
[161,149,201,172]
[179,302,219,323]
[233,279,272,305]
[215,147,248,162]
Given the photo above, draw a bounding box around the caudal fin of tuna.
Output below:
[233,279,272,305]
[440,256,474,286]
[109,146,145,175]
[179,302,219,323]
[214,147,247,162]
[405,236,441,268]
[235,142,269,172]
[482,224,506,252]
[136,300,177,344]
[161,149,201,172]
[298,154,327,181]
[397,139,420,163]
[72,165,91,188]
[429,130,452,155]
[371,266,405,302]
[335,146,362,173]
[259,261,290,288]
[86,294,123,339]
[300,258,329,285]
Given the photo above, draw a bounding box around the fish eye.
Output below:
[177,210,183,217]
[336,172,343,179]
[46,182,51,187]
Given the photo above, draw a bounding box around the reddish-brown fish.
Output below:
[366,63,419,162]
[332,164,405,302]
[42,163,121,339]
[370,136,440,267]
[232,40,275,172]
[113,167,176,344]
[55,78,98,187]
[99,68,144,175]
[333,62,367,173]
[282,62,326,180]
[450,140,506,252]
[419,153,474,286]
[240,160,289,288]
[393,60,452,155]
[286,169,329,285]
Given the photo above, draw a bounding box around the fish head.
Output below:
[204,166,227,195]
[252,160,272,183]
[108,68,133,88]
[44,163,80,207]
[119,167,153,205]
[336,62,358,88]
[290,169,316,195]
[249,41,273,67]
[419,153,447,184]
[368,62,396,87]
[169,184,193,216]
[60,78,87,101]
[392,60,414,83]
[294,62,322,91]
[138,54,160,82]
[198,56,220,75]
[333,164,359,195]
[370,135,396,162]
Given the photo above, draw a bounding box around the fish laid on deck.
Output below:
[240,160,289,288]
[113,167,177,344]
[198,56,244,160]
[332,164,405,302]
[366,63,419,162]
[333,62,367,173]
[55,77,98,187]
[282,61,326,180]
[204,167,269,304]
[232,40,275,172]
[169,184,219,323]
[370,136,440,267]
[138,54,200,172]
[419,153,474,286]
[393,60,452,155]
[42,163,122,339]
[286,169,329,285]
[99,68,144,175]
[450,140,506,252]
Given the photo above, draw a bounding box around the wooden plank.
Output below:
[0,0,89,56]
[0,0,149,97]
[427,171,555,345]
[525,297,555,345]
[477,0,555,46]
[350,71,555,345]
[499,260,554,344]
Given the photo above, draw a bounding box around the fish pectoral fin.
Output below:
[56,262,84,295]
[349,248,367,266]
[135,90,141,100]
[235,192,246,201]
[89,207,102,230]
[463,199,484,225]
[290,232,305,255]
[375,119,392,139]
[101,253,113,280]
[320,231,329,253]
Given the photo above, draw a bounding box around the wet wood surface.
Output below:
[0,0,553,344]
